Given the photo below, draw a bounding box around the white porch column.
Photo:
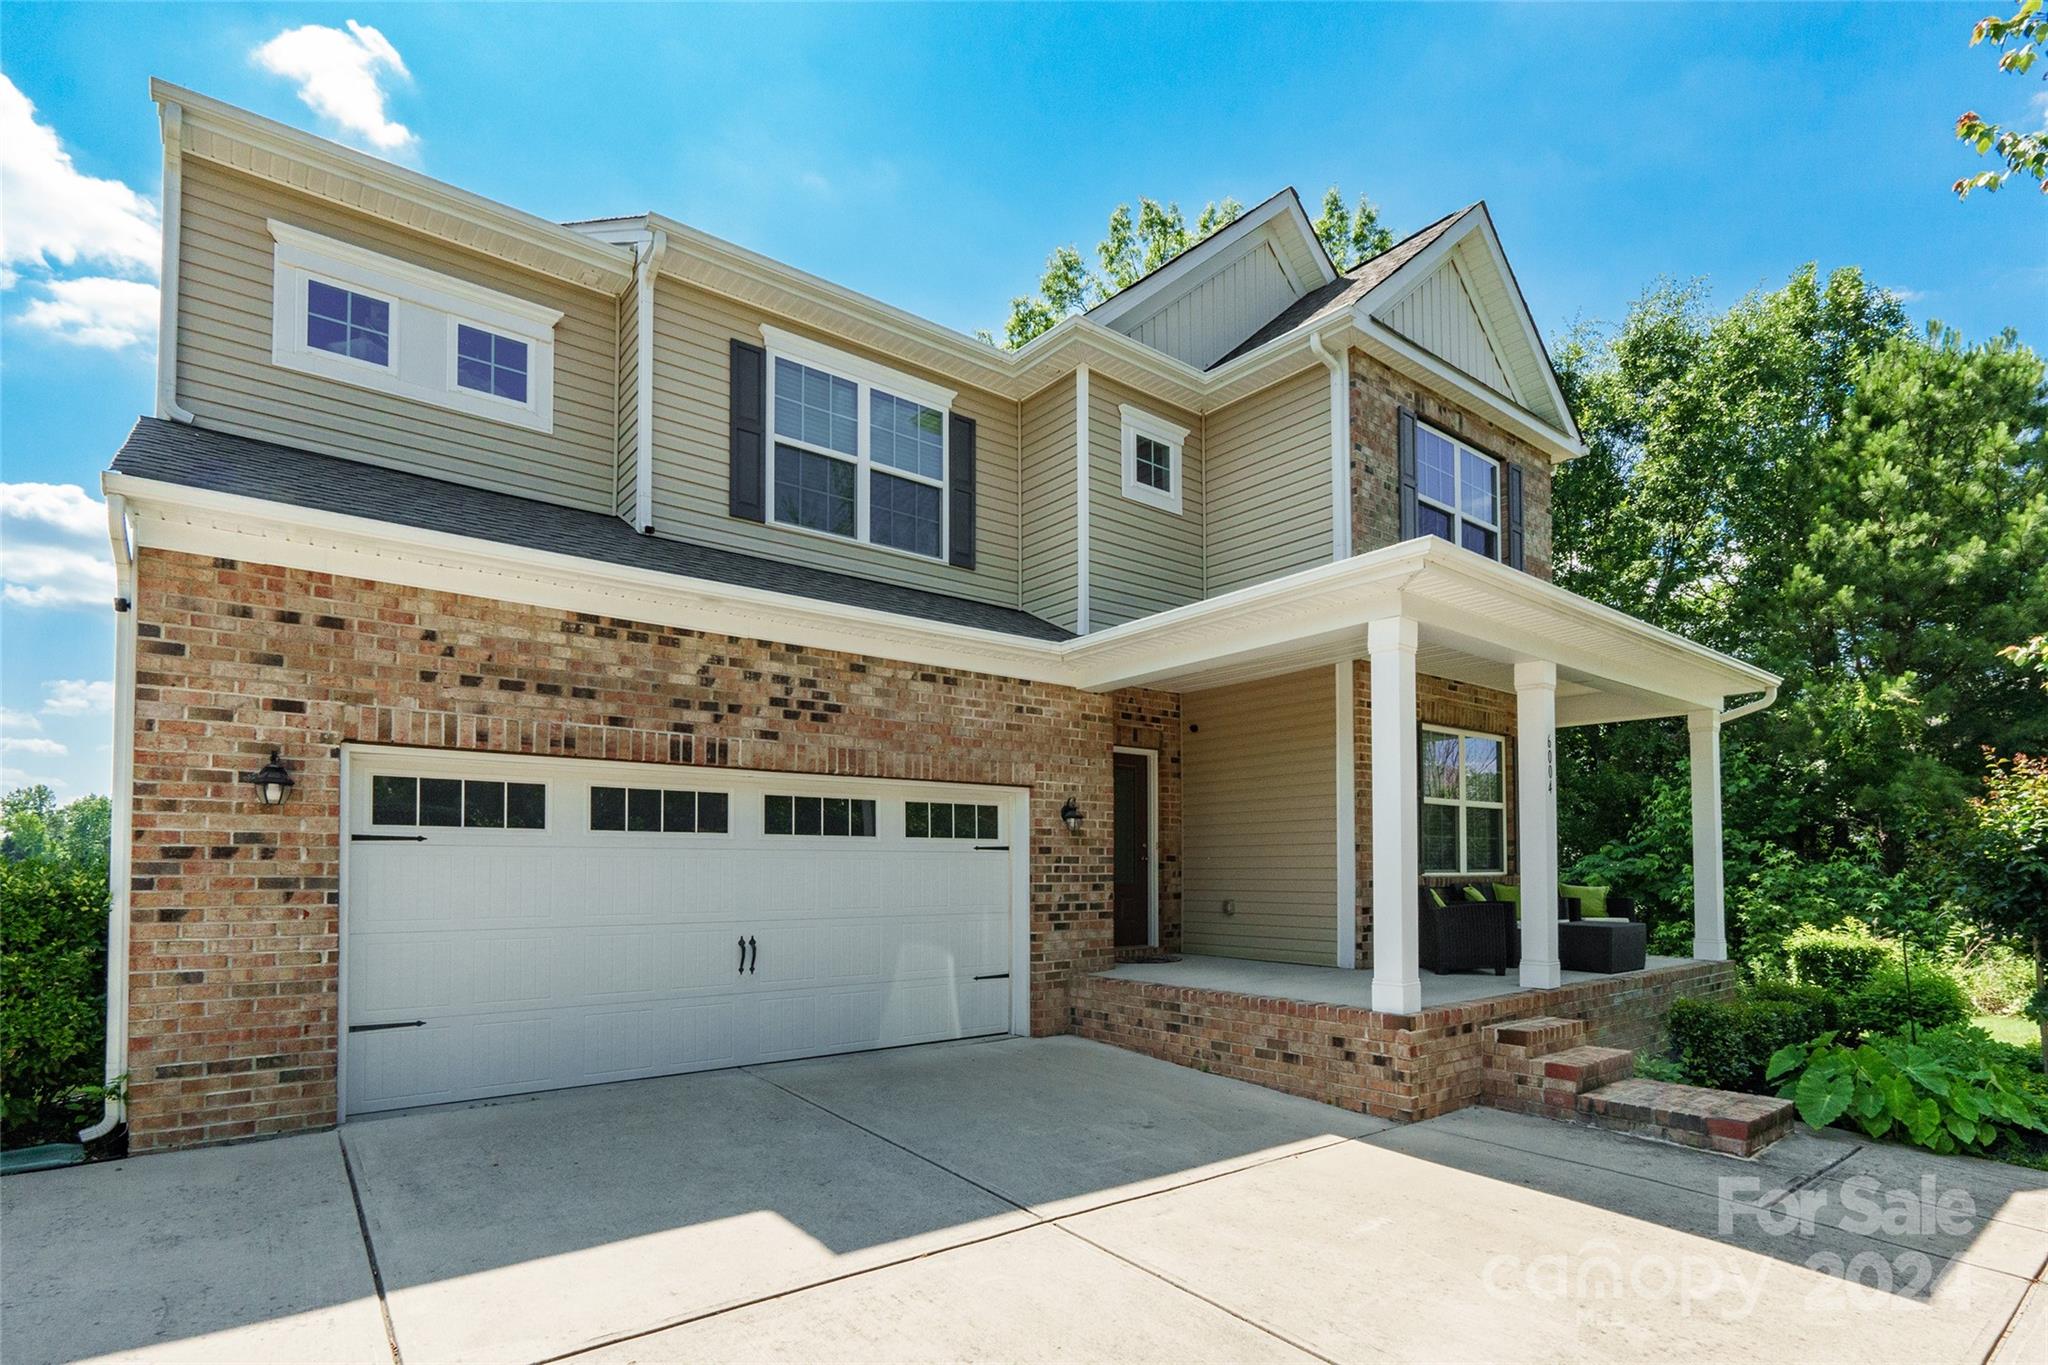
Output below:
[1369,617,1422,1013]
[1514,661,1561,988]
[1689,709,1728,960]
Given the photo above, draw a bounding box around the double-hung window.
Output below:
[1421,726,1506,876]
[1415,424,1501,559]
[763,326,952,561]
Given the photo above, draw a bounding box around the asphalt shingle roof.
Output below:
[109,417,1073,642]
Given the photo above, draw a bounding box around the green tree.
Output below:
[1953,752,2048,1068]
[993,188,1385,347]
[1,788,111,870]
[1954,0,2048,198]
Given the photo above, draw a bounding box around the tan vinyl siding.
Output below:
[174,159,619,512]
[615,274,639,522]
[1204,367,1333,596]
[1123,237,1300,370]
[1382,256,1517,401]
[1181,668,1339,965]
[646,278,1021,609]
[1018,375,1079,630]
[1088,375,1203,629]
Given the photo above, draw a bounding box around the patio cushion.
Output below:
[1492,882,1521,919]
[1427,886,1448,908]
[1561,883,1610,918]
[1462,885,1488,902]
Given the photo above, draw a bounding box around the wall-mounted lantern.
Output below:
[242,750,295,807]
[1060,797,1083,834]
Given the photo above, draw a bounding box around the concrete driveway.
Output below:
[5,1035,2044,1364]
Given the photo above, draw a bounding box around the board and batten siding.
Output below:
[1181,668,1339,966]
[1381,255,1517,402]
[173,159,621,513]
[1018,375,1079,630]
[1088,375,1204,629]
[1123,236,1301,370]
[1203,367,1334,596]
[646,278,1022,610]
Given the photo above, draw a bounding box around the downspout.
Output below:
[1307,330,1351,560]
[80,494,138,1142]
[1074,364,1091,634]
[1718,683,1778,725]
[154,102,195,424]
[633,227,668,533]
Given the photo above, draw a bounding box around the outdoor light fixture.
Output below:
[242,750,295,807]
[1061,797,1083,834]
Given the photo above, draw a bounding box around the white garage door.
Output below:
[341,748,1020,1116]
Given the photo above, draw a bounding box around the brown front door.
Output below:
[1112,751,1151,948]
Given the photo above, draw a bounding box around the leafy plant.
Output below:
[1843,964,1972,1038]
[1,857,110,1146]
[1786,924,1891,994]
[1952,751,2048,1067]
[1769,1026,2048,1155]
[1953,1,2048,198]
[1750,977,1841,1032]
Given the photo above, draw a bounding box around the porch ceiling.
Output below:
[1068,539,1777,726]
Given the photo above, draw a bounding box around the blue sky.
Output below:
[2,2,2043,798]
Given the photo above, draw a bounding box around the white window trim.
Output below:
[1415,421,1502,561]
[1118,403,1187,515]
[1421,724,1508,877]
[269,219,561,434]
[759,324,953,564]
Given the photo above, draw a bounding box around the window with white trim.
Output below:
[1415,424,1501,559]
[763,327,952,561]
[269,220,561,433]
[1420,726,1506,875]
[1119,404,1186,515]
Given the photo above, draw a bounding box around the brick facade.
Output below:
[1348,349,1554,581]
[123,548,1160,1150]
[1070,960,1738,1122]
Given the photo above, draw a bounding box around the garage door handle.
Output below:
[349,1020,425,1033]
[352,834,427,843]
[738,936,746,974]
[747,935,758,974]
[974,845,1008,852]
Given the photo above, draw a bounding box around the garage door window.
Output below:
[765,794,877,837]
[906,801,998,840]
[590,786,731,834]
[372,775,546,829]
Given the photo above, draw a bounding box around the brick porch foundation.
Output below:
[1069,959,1739,1122]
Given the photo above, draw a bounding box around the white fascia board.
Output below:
[1087,191,1337,330]
[104,475,1772,708]
[153,80,634,295]
[1354,316,1586,465]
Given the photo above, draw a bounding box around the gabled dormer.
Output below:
[1085,190,1338,370]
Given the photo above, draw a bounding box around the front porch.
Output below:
[1073,954,1741,1123]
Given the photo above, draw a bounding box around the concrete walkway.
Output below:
[4,1036,2044,1364]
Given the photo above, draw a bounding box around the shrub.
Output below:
[1750,977,1840,1032]
[0,859,108,1146]
[1948,941,2038,1017]
[1842,963,1972,1038]
[1667,995,1820,1094]
[1634,1052,1686,1083]
[1786,925,1892,994]
[1769,1025,2048,1156]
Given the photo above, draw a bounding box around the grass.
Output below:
[1973,1014,2043,1050]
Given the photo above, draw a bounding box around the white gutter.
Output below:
[80,495,138,1142]
[1074,365,1091,634]
[633,227,667,532]
[1353,314,1583,465]
[1307,330,1352,560]
[153,102,195,424]
[1719,684,1780,724]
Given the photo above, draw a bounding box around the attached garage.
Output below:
[340,747,1026,1116]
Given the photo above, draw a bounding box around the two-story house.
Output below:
[93,82,1776,1152]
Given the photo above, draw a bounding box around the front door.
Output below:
[1112,751,1151,948]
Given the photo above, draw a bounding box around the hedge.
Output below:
[1,859,109,1146]
[1786,927,1891,994]
[1843,964,1972,1038]
[1667,995,1824,1094]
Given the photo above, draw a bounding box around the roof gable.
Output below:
[1086,190,1337,368]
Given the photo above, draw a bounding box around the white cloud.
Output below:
[0,75,159,282]
[254,20,416,152]
[0,483,114,609]
[1,736,68,757]
[41,680,114,716]
[1,766,67,792]
[18,275,159,349]
[0,708,43,735]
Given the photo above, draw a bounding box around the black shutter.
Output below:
[948,413,977,569]
[1397,408,1418,541]
[1505,464,1525,569]
[728,339,766,522]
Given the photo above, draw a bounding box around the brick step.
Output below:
[1484,1042,1636,1115]
[1481,1015,1586,1062]
[1576,1078,1797,1158]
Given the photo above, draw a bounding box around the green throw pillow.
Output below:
[1462,885,1488,902]
[1492,883,1522,920]
[1560,883,1609,918]
[1427,886,1448,908]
